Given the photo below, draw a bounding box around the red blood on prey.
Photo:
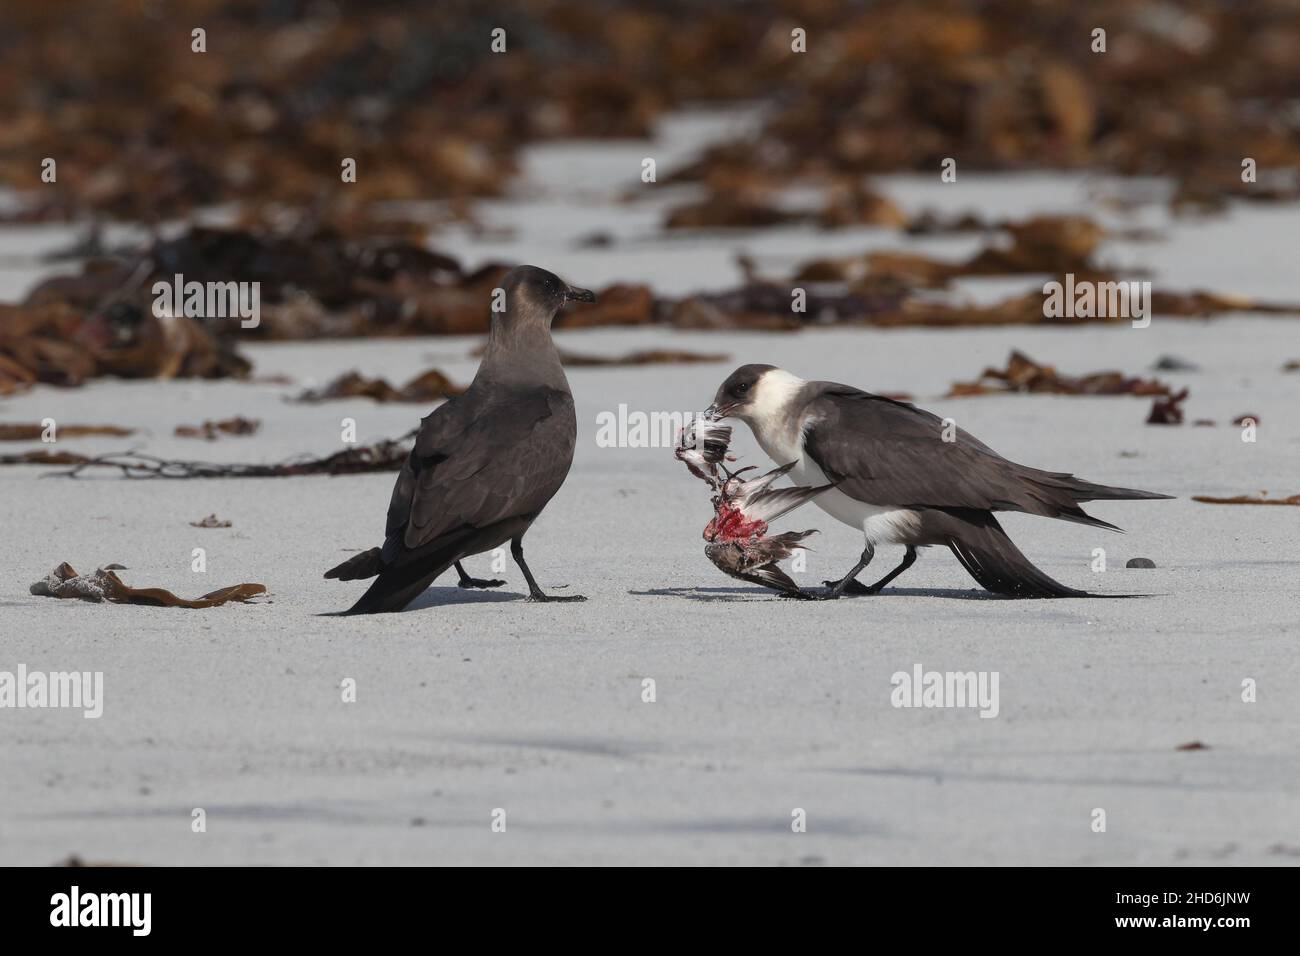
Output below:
[703,503,769,542]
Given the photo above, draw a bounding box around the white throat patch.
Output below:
[745,368,806,438]
[739,368,922,545]
[741,368,811,477]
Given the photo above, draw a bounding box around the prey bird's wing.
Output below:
[706,541,805,596]
[801,384,1152,529]
[381,386,576,564]
[739,562,803,596]
[732,460,796,497]
[740,484,832,525]
[760,529,818,560]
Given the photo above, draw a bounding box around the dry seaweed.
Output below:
[0,423,133,441]
[1147,389,1189,425]
[37,429,418,479]
[664,180,904,231]
[8,215,1296,371]
[555,285,656,328]
[1192,493,1300,506]
[30,562,265,607]
[291,369,463,404]
[903,210,991,236]
[665,194,805,231]
[175,417,260,440]
[873,293,1047,328]
[556,348,729,367]
[190,514,233,528]
[948,351,1172,398]
[669,3,1300,216]
[846,216,1109,289]
[0,449,94,466]
[786,213,1300,326]
[3,1,1298,227]
[55,855,140,868]
[669,280,906,331]
[0,353,36,395]
[0,298,250,389]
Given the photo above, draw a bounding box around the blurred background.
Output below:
[1,0,1299,389]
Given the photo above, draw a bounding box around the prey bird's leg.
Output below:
[511,537,587,603]
[719,463,756,482]
[823,541,876,598]
[455,560,506,590]
[860,546,918,594]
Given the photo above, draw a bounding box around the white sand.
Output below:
[1,316,1297,866]
[1,115,1297,865]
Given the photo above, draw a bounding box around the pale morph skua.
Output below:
[326,266,594,613]
[707,365,1172,598]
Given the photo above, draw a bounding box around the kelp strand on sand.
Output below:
[20,430,419,479]
[31,562,265,607]
[1192,494,1300,506]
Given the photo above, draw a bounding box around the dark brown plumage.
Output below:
[801,386,1166,533]
[326,266,593,613]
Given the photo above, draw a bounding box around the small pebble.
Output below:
[1126,557,1156,569]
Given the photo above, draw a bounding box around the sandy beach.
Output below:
[2,80,1299,866]
[2,307,1297,865]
